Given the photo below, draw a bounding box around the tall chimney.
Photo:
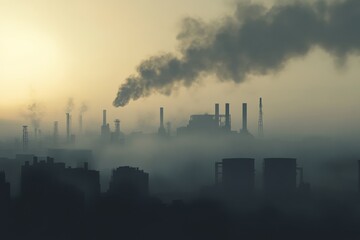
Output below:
[66,113,70,143]
[158,107,166,136]
[215,103,220,126]
[160,107,164,128]
[103,110,107,126]
[34,128,38,141]
[53,121,59,144]
[225,103,230,130]
[22,125,28,152]
[242,103,248,132]
[115,119,120,135]
[258,97,264,137]
[166,122,171,136]
[79,114,83,135]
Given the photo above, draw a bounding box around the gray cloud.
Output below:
[114,0,360,107]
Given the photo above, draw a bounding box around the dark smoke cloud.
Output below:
[114,0,360,107]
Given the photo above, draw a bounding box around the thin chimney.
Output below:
[215,103,220,126]
[242,103,248,132]
[160,107,164,128]
[22,125,28,152]
[103,110,107,126]
[225,103,231,131]
[66,113,70,143]
[158,107,166,136]
[79,114,83,135]
[53,121,59,144]
[115,119,120,135]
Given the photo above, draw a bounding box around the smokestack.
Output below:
[70,134,76,144]
[22,125,28,152]
[215,103,219,126]
[115,119,120,135]
[158,107,166,136]
[34,128,38,141]
[79,114,83,135]
[160,107,164,128]
[66,113,70,143]
[225,103,230,131]
[242,103,248,132]
[53,121,59,144]
[38,129,42,141]
[166,122,171,136]
[258,97,264,137]
[103,110,107,126]
[100,109,110,140]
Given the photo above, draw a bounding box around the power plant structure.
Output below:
[177,103,233,135]
[111,119,124,142]
[215,158,255,196]
[214,157,309,197]
[18,100,265,149]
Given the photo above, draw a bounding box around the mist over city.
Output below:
[1,0,360,239]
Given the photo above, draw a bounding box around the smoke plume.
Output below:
[79,102,88,114]
[114,0,360,107]
[66,98,75,113]
[25,102,43,129]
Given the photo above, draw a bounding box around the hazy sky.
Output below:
[1,0,360,139]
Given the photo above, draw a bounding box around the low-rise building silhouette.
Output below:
[263,158,297,196]
[0,171,10,205]
[108,166,149,198]
[21,156,100,204]
[215,158,255,197]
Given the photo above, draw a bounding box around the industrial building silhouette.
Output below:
[215,157,310,198]
[108,166,149,199]
[0,171,10,205]
[2,100,360,239]
[21,156,100,204]
[215,158,255,196]
[263,158,298,196]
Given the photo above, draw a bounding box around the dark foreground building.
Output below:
[215,158,255,196]
[21,156,100,204]
[0,171,10,205]
[108,166,149,198]
[263,158,297,196]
